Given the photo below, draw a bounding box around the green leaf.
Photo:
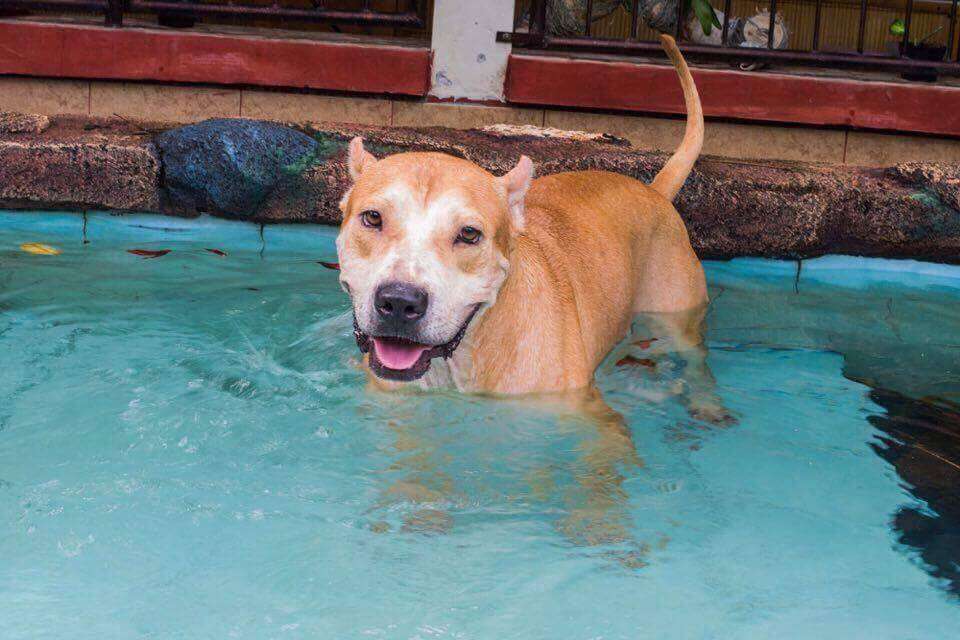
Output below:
[691,0,720,36]
[890,19,905,36]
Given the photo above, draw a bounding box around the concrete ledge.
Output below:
[0,114,159,212]
[0,112,957,264]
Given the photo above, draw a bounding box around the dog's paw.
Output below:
[401,508,453,535]
[686,397,738,427]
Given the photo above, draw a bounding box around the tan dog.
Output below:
[337,35,719,418]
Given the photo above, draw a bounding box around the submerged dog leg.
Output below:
[369,408,457,535]
[553,390,648,564]
[645,307,736,426]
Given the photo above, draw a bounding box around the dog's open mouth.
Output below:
[354,305,480,382]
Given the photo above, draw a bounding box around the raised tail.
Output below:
[650,34,704,202]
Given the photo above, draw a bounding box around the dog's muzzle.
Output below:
[354,304,481,382]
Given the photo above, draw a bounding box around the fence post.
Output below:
[429,0,516,101]
[106,0,123,26]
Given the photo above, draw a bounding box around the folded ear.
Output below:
[500,155,534,231]
[347,137,377,181]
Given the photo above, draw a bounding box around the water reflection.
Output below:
[867,388,960,598]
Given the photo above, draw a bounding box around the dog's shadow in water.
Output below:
[361,389,648,566]
[360,350,732,569]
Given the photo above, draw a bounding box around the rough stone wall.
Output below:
[0,115,160,212]
[0,112,958,263]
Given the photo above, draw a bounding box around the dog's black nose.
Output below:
[375,282,428,325]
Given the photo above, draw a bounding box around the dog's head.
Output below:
[336,137,533,382]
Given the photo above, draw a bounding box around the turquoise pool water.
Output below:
[2,211,959,639]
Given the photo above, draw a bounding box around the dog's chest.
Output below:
[417,354,470,392]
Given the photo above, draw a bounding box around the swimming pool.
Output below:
[2,211,959,639]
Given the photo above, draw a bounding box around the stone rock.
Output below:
[0,112,957,263]
[273,122,960,263]
[256,132,354,223]
[254,123,644,223]
[155,118,322,219]
[888,163,960,213]
[0,138,159,211]
[0,112,50,134]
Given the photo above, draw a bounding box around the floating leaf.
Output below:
[205,248,228,257]
[127,249,171,259]
[616,355,657,369]
[318,261,340,270]
[20,242,61,255]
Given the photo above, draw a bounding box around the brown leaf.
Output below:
[127,249,171,259]
[205,248,228,257]
[615,355,657,369]
[318,261,340,270]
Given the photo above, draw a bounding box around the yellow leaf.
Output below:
[20,242,62,255]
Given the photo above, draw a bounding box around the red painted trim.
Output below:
[506,53,960,137]
[0,20,430,96]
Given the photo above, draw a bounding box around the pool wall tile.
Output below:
[0,210,85,243]
[800,256,960,289]
[262,224,338,256]
[3,211,958,292]
[703,259,801,292]
[84,212,263,250]
[706,256,960,292]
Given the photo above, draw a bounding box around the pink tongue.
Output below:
[373,338,429,370]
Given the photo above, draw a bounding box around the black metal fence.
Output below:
[498,0,960,77]
[0,0,426,29]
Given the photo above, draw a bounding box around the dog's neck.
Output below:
[413,232,579,394]
[457,234,578,393]
[415,302,492,392]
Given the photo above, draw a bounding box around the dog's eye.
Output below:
[456,226,482,245]
[360,210,382,229]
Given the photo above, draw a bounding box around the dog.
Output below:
[336,35,721,421]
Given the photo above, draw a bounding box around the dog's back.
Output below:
[512,34,708,367]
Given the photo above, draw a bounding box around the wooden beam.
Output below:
[0,20,431,96]
[505,53,960,137]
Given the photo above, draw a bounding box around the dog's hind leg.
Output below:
[642,307,735,426]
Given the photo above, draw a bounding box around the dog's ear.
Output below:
[347,137,377,181]
[500,155,534,231]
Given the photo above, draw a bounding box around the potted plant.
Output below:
[890,19,947,81]
[686,0,722,37]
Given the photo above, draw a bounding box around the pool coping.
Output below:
[0,112,958,264]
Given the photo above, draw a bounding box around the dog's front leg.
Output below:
[365,403,456,535]
[552,390,649,566]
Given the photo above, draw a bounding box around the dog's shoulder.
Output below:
[525,171,672,236]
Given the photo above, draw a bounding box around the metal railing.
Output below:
[498,0,960,77]
[0,0,426,29]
